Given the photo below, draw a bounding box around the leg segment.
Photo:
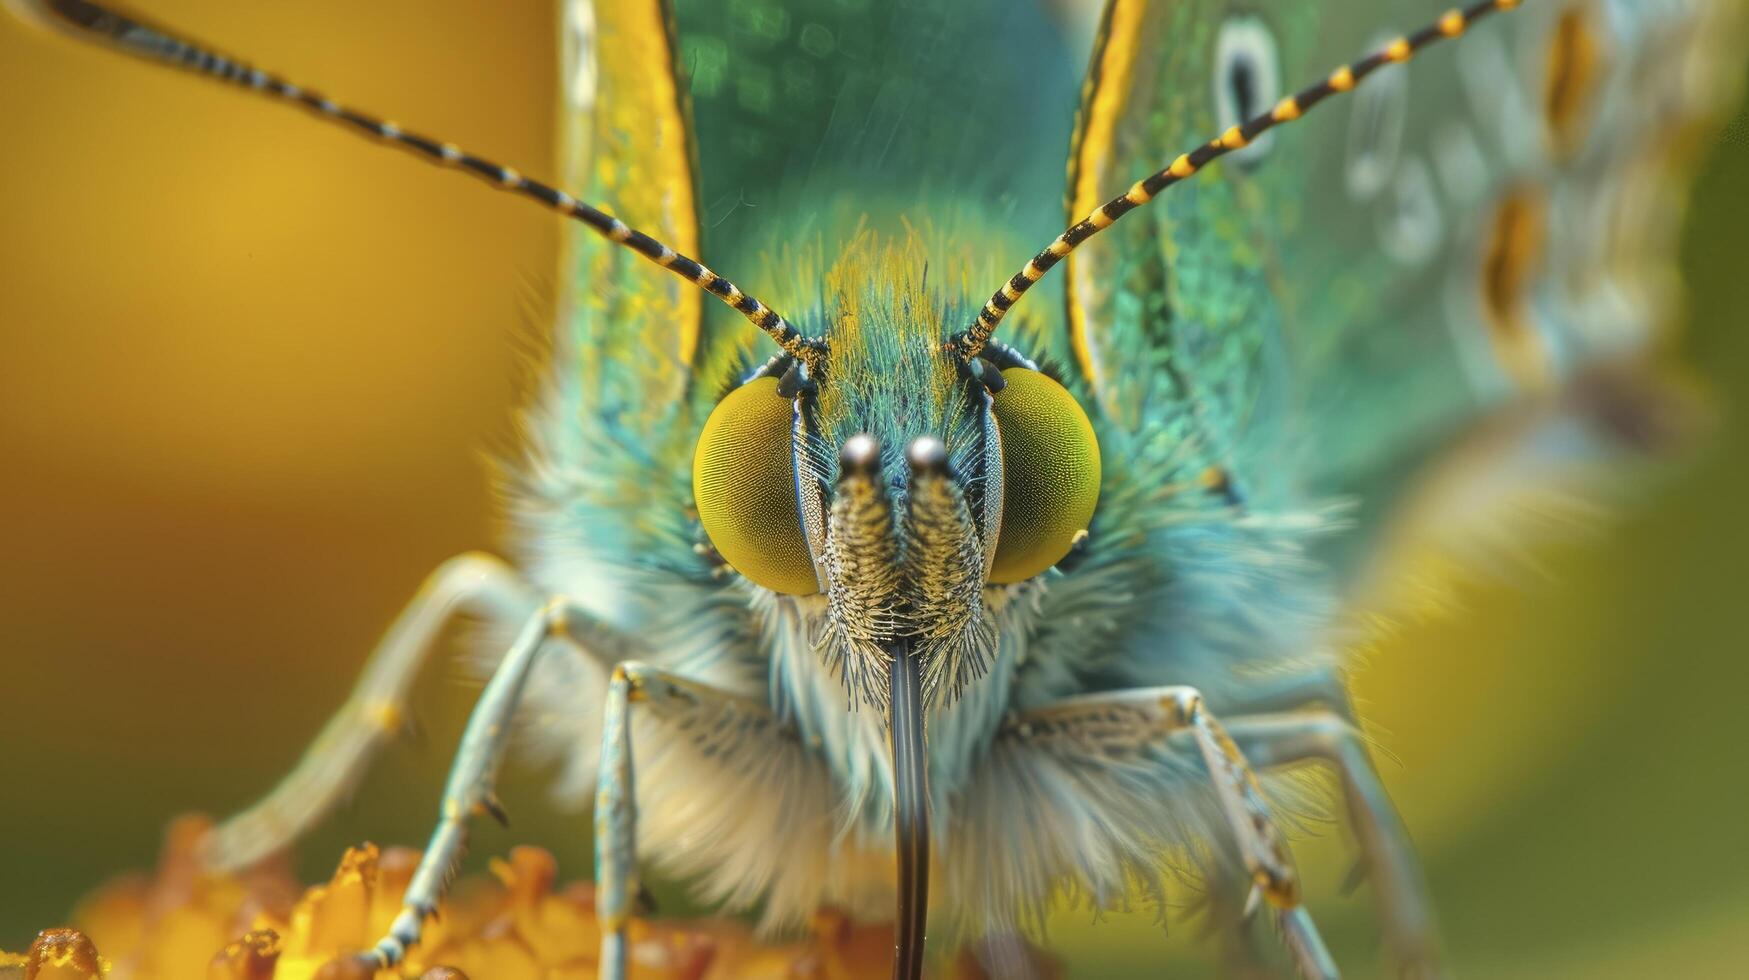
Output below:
[364,597,616,969]
[204,552,537,871]
[593,662,777,980]
[1225,711,1443,979]
[1219,661,1355,722]
[1005,688,1339,980]
[595,660,636,980]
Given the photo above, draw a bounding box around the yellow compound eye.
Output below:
[692,376,820,595]
[988,368,1101,584]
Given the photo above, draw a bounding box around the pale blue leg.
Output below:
[204,552,537,871]
[362,597,618,969]
[1003,687,1339,980]
[1198,662,1356,975]
[593,662,775,980]
[1219,661,1355,722]
[596,661,635,980]
[1225,711,1443,980]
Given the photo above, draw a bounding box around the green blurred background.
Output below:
[0,2,1744,977]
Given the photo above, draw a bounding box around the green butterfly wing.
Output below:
[555,0,701,406]
[513,0,709,619]
[553,0,1085,400]
[669,0,1083,376]
[1062,0,1747,578]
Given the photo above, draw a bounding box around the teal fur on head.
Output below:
[808,231,981,479]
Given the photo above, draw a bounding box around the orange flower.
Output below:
[4,817,1049,979]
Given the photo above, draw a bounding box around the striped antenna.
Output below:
[15,0,818,364]
[953,0,1522,361]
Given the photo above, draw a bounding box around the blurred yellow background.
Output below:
[1,3,1745,977]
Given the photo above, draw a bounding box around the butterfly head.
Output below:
[690,238,1101,704]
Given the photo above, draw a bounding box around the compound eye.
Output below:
[692,377,820,594]
[988,369,1101,584]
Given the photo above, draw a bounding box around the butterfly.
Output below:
[10,0,1744,977]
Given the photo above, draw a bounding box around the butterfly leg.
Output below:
[1004,687,1339,980]
[1224,711,1443,980]
[594,661,778,980]
[1222,662,1355,722]
[204,552,538,871]
[360,596,615,970]
[1172,690,1339,980]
